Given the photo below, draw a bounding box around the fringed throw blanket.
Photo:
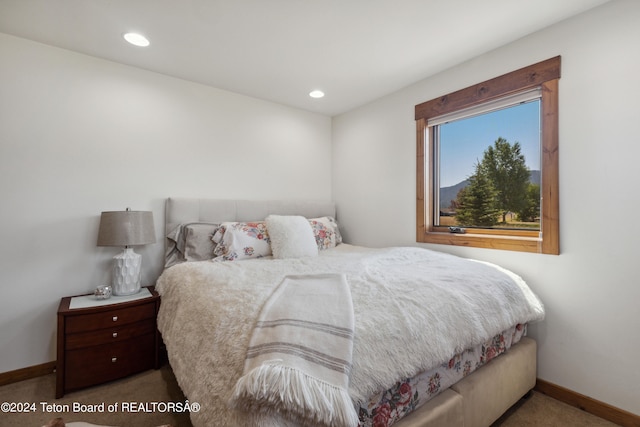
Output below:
[229,274,359,427]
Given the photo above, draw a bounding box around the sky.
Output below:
[439,100,541,187]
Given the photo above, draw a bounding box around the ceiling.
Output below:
[0,0,610,116]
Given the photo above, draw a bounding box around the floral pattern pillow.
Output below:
[212,221,271,261]
[308,216,343,250]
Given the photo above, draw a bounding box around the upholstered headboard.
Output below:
[164,198,336,267]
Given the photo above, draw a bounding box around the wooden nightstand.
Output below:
[56,286,160,398]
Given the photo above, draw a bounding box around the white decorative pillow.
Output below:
[265,215,318,259]
[308,216,343,250]
[212,221,271,261]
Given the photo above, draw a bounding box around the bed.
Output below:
[156,198,544,427]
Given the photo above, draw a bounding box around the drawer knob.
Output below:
[111,357,117,363]
[112,332,118,338]
[112,316,118,322]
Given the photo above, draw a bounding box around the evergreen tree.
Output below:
[455,162,499,227]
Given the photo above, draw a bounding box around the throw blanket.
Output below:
[229,274,358,427]
[156,245,545,427]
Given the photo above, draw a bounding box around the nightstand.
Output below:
[56,286,160,398]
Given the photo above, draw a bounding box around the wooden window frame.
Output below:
[415,56,560,254]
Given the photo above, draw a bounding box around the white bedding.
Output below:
[156,244,544,427]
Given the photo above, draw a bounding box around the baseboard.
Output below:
[0,361,56,387]
[535,378,640,427]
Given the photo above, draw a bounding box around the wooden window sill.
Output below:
[419,230,551,254]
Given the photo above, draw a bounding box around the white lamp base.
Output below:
[111,247,142,295]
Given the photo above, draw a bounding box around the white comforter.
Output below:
[156,245,544,427]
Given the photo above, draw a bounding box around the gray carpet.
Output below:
[0,366,190,427]
[492,392,620,427]
[0,365,620,427]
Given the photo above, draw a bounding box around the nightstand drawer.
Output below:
[64,333,155,391]
[65,319,155,350]
[65,301,155,333]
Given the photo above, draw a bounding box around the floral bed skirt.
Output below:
[357,324,527,427]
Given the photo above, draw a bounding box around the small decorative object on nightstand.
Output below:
[55,286,160,398]
[94,285,112,300]
[97,208,155,295]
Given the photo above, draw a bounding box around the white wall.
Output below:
[333,0,640,416]
[0,33,332,373]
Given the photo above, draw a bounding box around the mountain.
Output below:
[439,170,540,211]
[439,180,469,211]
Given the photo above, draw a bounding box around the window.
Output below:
[415,56,560,254]
[435,90,541,230]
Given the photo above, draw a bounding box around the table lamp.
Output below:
[97,208,156,295]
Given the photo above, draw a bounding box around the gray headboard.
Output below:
[164,198,336,266]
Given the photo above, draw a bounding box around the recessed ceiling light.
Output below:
[309,90,325,99]
[123,32,150,47]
